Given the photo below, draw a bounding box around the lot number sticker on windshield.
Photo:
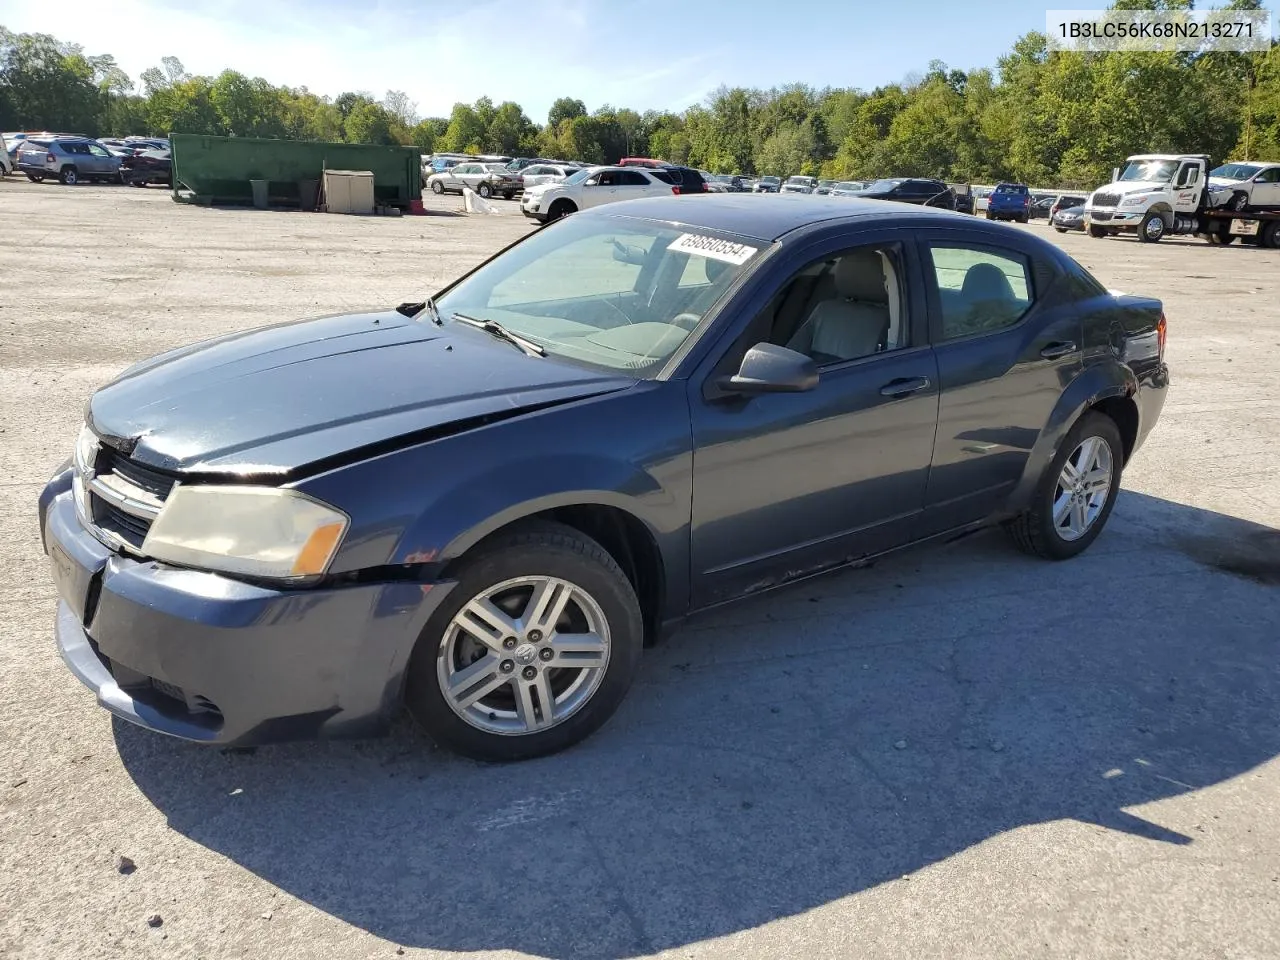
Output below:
[668,233,758,265]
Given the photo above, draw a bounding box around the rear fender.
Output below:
[1005,361,1136,515]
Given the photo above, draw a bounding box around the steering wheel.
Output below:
[670,313,701,331]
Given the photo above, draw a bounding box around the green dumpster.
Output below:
[169,134,421,209]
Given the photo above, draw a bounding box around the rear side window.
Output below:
[649,170,676,185]
[619,171,651,186]
[926,244,1034,340]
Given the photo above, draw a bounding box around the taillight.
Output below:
[1157,312,1167,360]
[671,186,681,195]
[47,152,56,163]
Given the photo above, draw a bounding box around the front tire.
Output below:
[1006,412,1123,560]
[430,179,443,194]
[1138,212,1165,242]
[1088,224,1107,238]
[405,521,643,762]
[1228,191,1249,212]
[547,199,576,221]
[477,183,492,199]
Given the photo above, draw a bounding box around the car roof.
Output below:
[581,194,1012,243]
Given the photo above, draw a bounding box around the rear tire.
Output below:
[131,180,147,188]
[1006,412,1123,561]
[405,521,643,761]
[25,172,42,182]
[430,179,443,194]
[59,166,78,185]
[1055,227,1068,233]
[1262,221,1280,249]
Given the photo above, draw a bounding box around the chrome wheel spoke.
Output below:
[456,597,518,652]
[523,578,572,635]
[549,633,607,668]
[1059,459,1082,487]
[514,673,554,731]
[1082,467,1111,494]
[448,655,509,709]
[1053,491,1073,527]
[1069,499,1088,537]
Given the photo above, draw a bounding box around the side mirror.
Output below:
[717,343,818,395]
[612,240,647,266]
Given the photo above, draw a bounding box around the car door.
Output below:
[687,231,941,608]
[86,142,116,177]
[914,232,1084,536]
[1250,166,1280,207]
[580,170,621,209]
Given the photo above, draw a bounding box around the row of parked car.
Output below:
[2,131,172,187]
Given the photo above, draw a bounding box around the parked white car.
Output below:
[427,162,523,200]
[780,175,817,194]
[1208,161,1280,211]
[519,163,580,190]
[0,133,12,176]
[521,166,675,223]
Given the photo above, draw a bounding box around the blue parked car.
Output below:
[987,182,1031,223]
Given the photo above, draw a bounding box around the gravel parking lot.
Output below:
[2,181,1278,960]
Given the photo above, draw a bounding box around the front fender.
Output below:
[1005,360,1136,515]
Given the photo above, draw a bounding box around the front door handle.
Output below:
[879,376,931,398]
[1040,341,1077,360]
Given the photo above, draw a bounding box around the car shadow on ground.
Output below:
[114,490,1280,958]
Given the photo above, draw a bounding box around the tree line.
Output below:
[3,2,1278,189]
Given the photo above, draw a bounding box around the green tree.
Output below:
[547,96,586,129]
[344,101,397,144]
[441,101,485,152]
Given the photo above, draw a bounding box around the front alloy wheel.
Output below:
[1139,212,1165,242]
[438,576,609,736]
[406,521,643,761]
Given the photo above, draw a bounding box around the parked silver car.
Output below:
[18,137,122,185]
[518,163,580,190]
[426,161,523,200]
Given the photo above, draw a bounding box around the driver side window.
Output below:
[735,244,908,370]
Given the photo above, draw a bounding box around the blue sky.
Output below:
[3,0,1276,123]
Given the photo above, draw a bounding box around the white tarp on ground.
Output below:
[462,187,500,215]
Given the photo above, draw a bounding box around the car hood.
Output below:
[1093,181,1170,198]
[86,310,634,477]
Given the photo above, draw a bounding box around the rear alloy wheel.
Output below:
[406,521,643,761]
[59,166,78,185]
[1138,212,1165,242]
[1007,412,1122,560]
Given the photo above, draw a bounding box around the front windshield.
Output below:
[434,215,762,377]
[1211,163,1261,181]
[762,177,780,184]
[835,181,861,190]
[867,179,903,191]
[1118,159,1179,183]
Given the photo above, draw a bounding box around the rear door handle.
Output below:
[879,376,931,398]
[1040,341,1077,360]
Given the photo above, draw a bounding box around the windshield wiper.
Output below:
[452,313,545,357]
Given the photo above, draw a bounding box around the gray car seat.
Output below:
[787,251,890,363]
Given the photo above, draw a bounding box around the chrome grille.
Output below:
[76,438,178,554]
[1092,192,1121,208]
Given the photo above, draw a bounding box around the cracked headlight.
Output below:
[143,486,348,581]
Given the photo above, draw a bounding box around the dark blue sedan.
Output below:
[39,195,1169,761]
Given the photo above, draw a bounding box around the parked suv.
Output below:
[18,137,122,185]
[857,178,956,209]
[652,166,709,194]
[986,182,1031,223]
